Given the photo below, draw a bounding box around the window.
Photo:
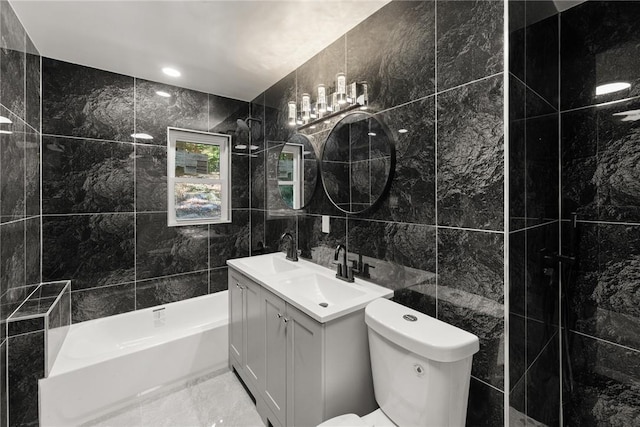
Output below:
[167,127,231,226]
[278,143,303,209]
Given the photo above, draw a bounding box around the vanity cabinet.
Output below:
[228,267,377,427]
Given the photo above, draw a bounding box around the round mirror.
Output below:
[275,134,319,209]
[320,112,395,214]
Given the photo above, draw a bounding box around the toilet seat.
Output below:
[317,409,396,427]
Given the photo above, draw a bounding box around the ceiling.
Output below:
[11,0,391,101]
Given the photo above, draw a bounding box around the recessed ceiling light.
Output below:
[156,91,171,98]
[398,129,409,134]
[368,132,376,136]
[0,116,12,124]
[162,67,181,78]
[131,133,153,140]
[596,82,631,96]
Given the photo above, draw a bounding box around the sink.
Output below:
[227,253,393,322]
[278,274,365,307]
[232,255,300,275]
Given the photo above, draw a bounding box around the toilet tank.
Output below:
[364,299,479,427]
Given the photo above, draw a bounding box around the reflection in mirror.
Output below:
[320,112,395,214]
[267,134,318,212]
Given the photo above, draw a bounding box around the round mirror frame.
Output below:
[319,112,396,214]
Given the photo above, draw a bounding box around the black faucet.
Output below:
[350,253,375,279]
[334,244,354,282]
[280,232,298,261]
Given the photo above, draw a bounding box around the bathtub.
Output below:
[39,291,229,426]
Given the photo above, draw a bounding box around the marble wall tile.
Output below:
[391,287,437,318]
[250,209,265,255]
[0,0,25,119]
[347,219,436,290]
[25,130,40,217]
[0,220,25,292]
[524,332,560,426]
[525,222,558,324]
[466,378,504,427]
[209,210,250,268]
[263,71,296,144]
[565,331,640,425]
[42,58,134,141]
[358,97,435,225]
[25,52,40,131]
[347,0,435,111]
[437,75,504,230]
[209,267,228,294]
[247,94,266,152]
[71,282,135,323]
[232,150,250,209]
[437,0,504,92]
[136,271,208,310]
[0,116,25,223]
[42,136,134,214]
[134,79,208,145]
[136,212,208,280]
[508,1,525,84]
[560,1,640,111]
[25,217,41,286]
[135,143,167,212]
[297,215,346,268]
[568,223,640,351]
[509,230,525,316]
[524,14,559,108]
[208,93,249,137]
[42,214,135,290]
[264,216,297,256]
[509,313,526,392]
[8,330,44,427]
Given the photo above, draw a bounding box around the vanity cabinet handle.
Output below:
[277,313,283,319]
[282,317,289,324]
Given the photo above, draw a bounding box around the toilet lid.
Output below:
[317,413,367,426]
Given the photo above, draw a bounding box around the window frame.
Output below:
[167,127,232,227]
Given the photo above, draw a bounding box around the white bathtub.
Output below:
[39,291,229,426]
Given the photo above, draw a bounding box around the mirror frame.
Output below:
[319,112,396,215]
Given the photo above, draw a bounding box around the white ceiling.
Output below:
[11,0,391,101]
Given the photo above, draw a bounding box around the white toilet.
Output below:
[319,298,480,427]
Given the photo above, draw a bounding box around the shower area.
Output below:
[509,1,639,425]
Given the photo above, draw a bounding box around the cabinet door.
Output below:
[244,279,264,389]
[286,304,324,427]
[263,290,288,426]
[228,272,244,364]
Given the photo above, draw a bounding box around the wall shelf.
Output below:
[297,103,363,131]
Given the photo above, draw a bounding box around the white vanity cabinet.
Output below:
[228,267,377,427]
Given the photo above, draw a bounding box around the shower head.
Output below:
[235,116,262,146]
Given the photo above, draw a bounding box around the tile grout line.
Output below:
[569,329,640,354]
[133,77,137,312]
[558,12,564,425]
[502,1,510,422]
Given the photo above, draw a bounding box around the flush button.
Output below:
[403,314,417,322]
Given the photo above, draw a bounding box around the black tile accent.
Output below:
[42,58,135,141]
[565,331,640,425]
[136,212,208,280]
[209,267,228,294]
[25,130,40,217]
[25,217,41,286]
[42,214,135,290]
[437,75,504,230]
[71,282,135,323]
[0,115,26,223]
[25,52,40,131]
[8,330,44,427]
[209,210,250,268]
[560,1,640,111]
[7,317,44,336]
[466,378,504,427]
[42,136,134,214]
[1,0,25,119]
[568,222,640,352]
[134,79,208,145]
[135,143,167,212]
[1,220,25,292]
[136,271,208,310]
[347,0,436,110]
[437,0,504,91]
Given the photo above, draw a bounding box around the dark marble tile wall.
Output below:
[0,2,42,426]
[251,0,506,424]
[41,58,250,323]
[559,1,640,425]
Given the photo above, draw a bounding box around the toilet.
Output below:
[319,298,480,427]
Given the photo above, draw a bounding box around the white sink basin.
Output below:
[228,253,393,323]
[277,274,366,307]
[231,255,300,275]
